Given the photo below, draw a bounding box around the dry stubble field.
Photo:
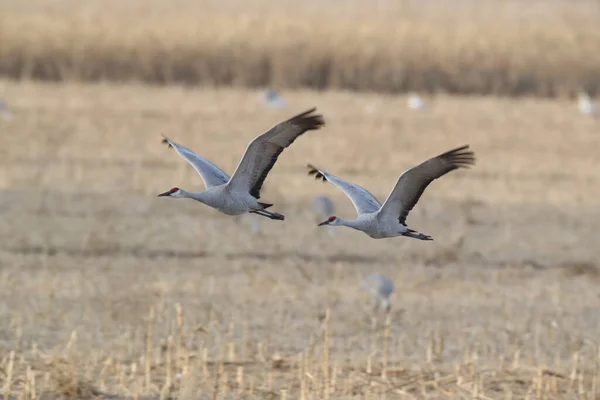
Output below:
[0,81,598,399]
[3,0,600,398]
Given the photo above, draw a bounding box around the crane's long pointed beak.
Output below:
[318,220,330,226]
[157,191,171,197]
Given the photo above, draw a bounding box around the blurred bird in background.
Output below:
[264,88,287,108]
[578,91,596,117]
[311,194,336,236]
[361,273,394,313]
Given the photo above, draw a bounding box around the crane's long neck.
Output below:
[180,189,211,204]
[336,218,363,231]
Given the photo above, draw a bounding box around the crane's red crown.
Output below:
[328,216,336,222]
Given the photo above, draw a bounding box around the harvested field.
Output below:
[0,80,598,398]
[1,0,600,96]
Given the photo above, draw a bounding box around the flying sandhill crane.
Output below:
[307,145,476,239]
[159,108,325,220]
[361,273,394,312]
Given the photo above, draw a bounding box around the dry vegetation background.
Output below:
[1,0,600,96]
[1,0,600,399]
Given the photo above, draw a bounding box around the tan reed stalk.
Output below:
[322,307,331,399]
[382,313,391,379]
[145,307,155,392]
[3,351,14,400]
[175,303,183,371]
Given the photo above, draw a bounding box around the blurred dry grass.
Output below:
[2,0,600,96]
[0,79,599,398]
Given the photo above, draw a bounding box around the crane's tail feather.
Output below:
[258,202,273,210]
[402,229,433,241]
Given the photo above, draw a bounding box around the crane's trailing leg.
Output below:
[402,229,433,241]
[250,202,284,220]
[250,209,285,220]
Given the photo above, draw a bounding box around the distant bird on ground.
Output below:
[312,195,335,220]
[362,273,394,312]
[0,97,13,121]
[242,213,263,233]
[578,91,596,116]
[264,88,287,108]
[363,103,378,115]
[311,194,336,236]
[159,108,325,220]
[407,92,426,110]
[307,145,476,239]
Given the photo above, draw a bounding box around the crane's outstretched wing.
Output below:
[307,165,381,216]
[162,136,230,188]
[227,108,324,199]
[378,145,475,225]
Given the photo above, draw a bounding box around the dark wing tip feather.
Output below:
[440,145,476,168]
[288,108,325,131]
[307,164,327,182]
[397,145,476,225]
[161,136,173,148]
[248,110,324,199]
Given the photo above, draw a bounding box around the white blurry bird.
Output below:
[362,273,394,312]
[364,103,378,115]
[578,91,596,116]
[407,92,426,110]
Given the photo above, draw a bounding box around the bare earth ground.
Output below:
[0,81,599,398]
